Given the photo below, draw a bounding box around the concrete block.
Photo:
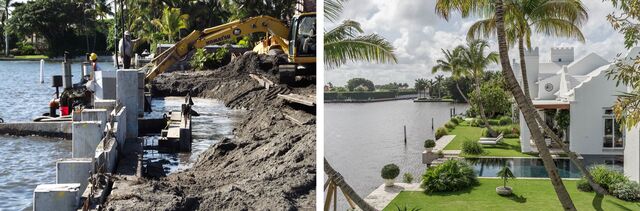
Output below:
[81,109,108,131]
[117,69,139,139]
[0,122,72,139]
[95,137,118,173]
[33,183,81,211]
[138,72,145,116]
[112,106,127,148]
[72,121,103,158]
[56,158,93,194]
[94,99,116,115]
[72,110,82,121]
[95,71,117,100]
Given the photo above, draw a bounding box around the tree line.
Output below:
[2,0,301,57]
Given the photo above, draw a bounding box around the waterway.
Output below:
[0,61,240,210]
[325,100,468,209]
[0,60,113,210]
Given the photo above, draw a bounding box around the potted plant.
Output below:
[381,164,400,187]
[424,139,436,152]
[496,165,516,196]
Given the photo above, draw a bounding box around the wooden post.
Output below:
[431,118,434,130]
[404,125,407,144]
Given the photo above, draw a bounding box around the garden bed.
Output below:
[384,178,639,210]
[442,122,536,158]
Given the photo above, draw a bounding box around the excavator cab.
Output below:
[279,13,316,85]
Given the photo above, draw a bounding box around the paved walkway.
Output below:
[364,182,423,210]
[433,135,455,151]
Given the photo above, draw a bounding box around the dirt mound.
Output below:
[105,52,315,210]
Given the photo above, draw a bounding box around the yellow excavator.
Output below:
[144,12,316,85]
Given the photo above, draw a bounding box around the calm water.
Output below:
[143,97,242,173]
[325,100,468,208]
[0,60,114,210]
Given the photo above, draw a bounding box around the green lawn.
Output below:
[13,55,48,59]
[384,178,640,211]
[443,124,536,157]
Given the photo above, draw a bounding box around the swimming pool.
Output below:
[465,156,623,178]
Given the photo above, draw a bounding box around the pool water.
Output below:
[466,156,623,178]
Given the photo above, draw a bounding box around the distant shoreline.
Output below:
[324,96,415,103]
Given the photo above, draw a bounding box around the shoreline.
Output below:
[324,96,415,103]
[105,53,316,210]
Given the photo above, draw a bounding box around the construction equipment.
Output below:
[143,13,316,85]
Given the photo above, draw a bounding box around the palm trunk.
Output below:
[324,158,377,211]
[455,81,470,103]
[535,114,608,195]
[518,37,531,99]
[494,1,576,210]
[474,76,496,137]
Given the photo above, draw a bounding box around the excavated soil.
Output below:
[104,52,316,210]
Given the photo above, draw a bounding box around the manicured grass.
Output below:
[442,123,535,157]
[384,178,640,211]
[13,55,48,59]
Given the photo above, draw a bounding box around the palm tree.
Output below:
[325,159,376,211]
[324,0,397,69]
[415,78,428,98]
[466,0,587,100]
[2,0,10,56]
[435,1,577,209]
[435,75,445,98]
[457,39,499,136]
[464,0,607,195]
[432,48,470,103]
[152,7,189,42]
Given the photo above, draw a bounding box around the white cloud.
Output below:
[326,0,627,87]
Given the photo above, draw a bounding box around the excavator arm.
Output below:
[144,15,291,83]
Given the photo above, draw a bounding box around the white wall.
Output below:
[625,124,640,182]
[569,68,627,155]
[537,75,560,100]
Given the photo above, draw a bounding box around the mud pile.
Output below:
[105,52,316,210]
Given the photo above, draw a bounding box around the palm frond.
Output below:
[325,0,346,23]
[325,33,397,69]
[325,20,363,43]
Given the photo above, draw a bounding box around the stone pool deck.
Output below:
[364,182,423,210]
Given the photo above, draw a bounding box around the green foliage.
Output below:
[237,36,251,48]
[497,165,516,187]
[498,116,512,126]
[504,134,519,139]
[381,164,400,180]
[393,204,422,211]
[214,47,229,63]
[554,110,570,130]
[576,178,593,192]
[435,127,448,140]
[589,165,629,192]
[481,125,519,137]
[9,0,97,56]
[611,180,640,201]
[346,78,375,91]
[424,139,436,148]
[445,121,457,130]
[421,160,478,193]
[151,7,189,42]
[450,117,461,124]
[462,139,484,155]
[15,41,35,55]
[403,173,414,183]
[468,80,512,119]
[189,48,215,71]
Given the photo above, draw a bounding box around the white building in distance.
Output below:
[514,47,640,177]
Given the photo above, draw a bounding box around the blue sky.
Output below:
[325,0,627,87]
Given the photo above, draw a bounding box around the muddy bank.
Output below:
[105,52,316,210]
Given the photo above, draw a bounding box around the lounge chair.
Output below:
[478,133,504,145]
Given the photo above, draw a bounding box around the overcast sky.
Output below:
[325,0,627,87]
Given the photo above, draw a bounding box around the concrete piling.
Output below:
[81,109,109,131]
[72,121,103,158]
[116,69,139,140]
[56,158,93,194]
[33,183,81,211]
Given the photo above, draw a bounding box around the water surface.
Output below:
[0,60,113,210]
[325,100,468,208]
